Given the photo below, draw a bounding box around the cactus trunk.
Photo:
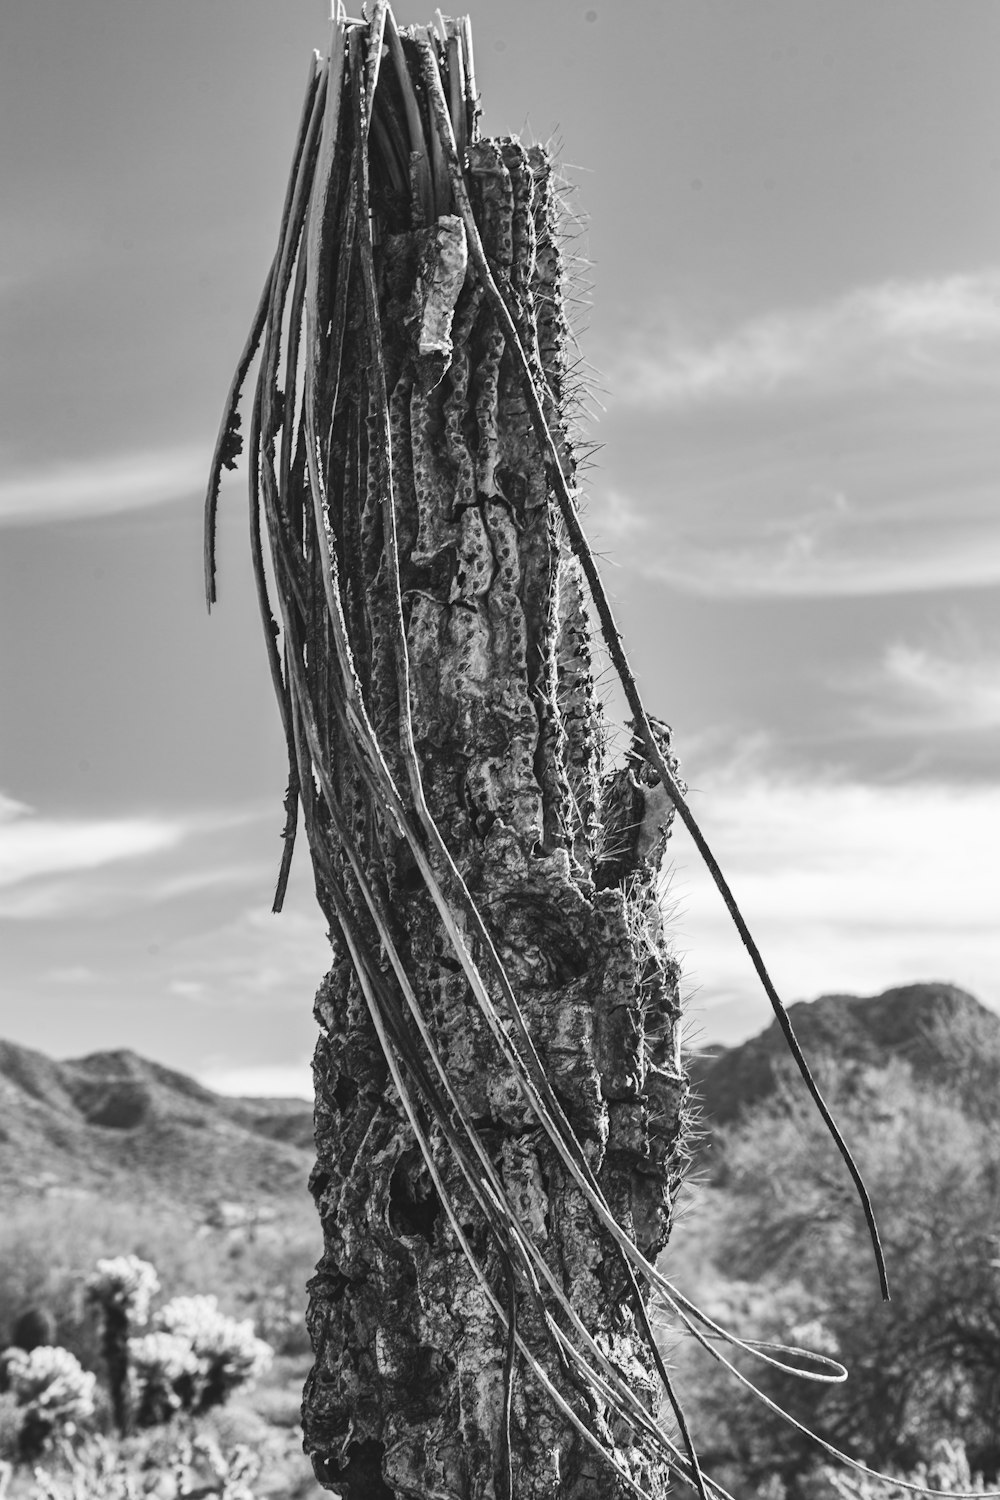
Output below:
[206,13,693,1498]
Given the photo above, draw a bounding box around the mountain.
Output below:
[0,1040,315,1210]
[5,981,995,1209]
[687,982,1000,1129]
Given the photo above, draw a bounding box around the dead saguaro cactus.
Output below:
[206,12,691,1495]
[206,8,890,1499]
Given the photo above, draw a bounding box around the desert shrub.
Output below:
[10,1310,57,1354]
[127,1333,199,1428]
[2,1346,96,1460]
[0,1245,274,1453]
[85,1260,159,1329]
[78,1264,272,1434]
[0,1388,25,1459]
[214,1202,319,1356]
[231,1283,309,1359]
[0,1203,205,1374]
[24,1429,262,1499]
[240,1365,304,1432]
[0,1198,319,1371]
[682,1061,1000,1494]
[821,1438,991,1498]
[151,1297,271,1417]
[85,1257,160,1436]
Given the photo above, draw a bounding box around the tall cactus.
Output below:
[206,9,886,1499]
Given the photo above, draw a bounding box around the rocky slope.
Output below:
[0,1039,314,1210]
[4,981,994,1210]
[686,981,1000,1129]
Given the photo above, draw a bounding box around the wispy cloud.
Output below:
[165,903,331,1006]
[0,797,273,920]
[0,445,209,526]
[581,488,648,547]
[669,770,1000,1045]
[170,979,210,1001]
[149,865,272,903]
[856,627,1000,736]
[612,269,1000,408]
[0,794,183,897]
[612,477,1000,599]
[45,965,99,985]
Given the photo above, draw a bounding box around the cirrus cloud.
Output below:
[0,445,209,526]
[853,628,1000,737]
[0,792,183,893]
[612,268,1000,408]
[613,478,1000,599]
[0,796,274,920]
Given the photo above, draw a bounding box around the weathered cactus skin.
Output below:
[299,134,689,1500]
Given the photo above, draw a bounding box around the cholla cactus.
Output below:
[4,1345,96,1460]
[85,1255,159,1437]
[154,1297,271,1414]
[85,1256,160,1326]
[127,1331,200,1428]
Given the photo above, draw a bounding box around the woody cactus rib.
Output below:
[208,17,694,1496]
[204,12,893,1500]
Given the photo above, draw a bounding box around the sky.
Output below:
[2,0,999,1098]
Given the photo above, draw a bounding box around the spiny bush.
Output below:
[1,1346,96,1460]
[822,1439,992,1499]
[85,1259,160,1329]
[0,1254,275,1467]
[86,1257,162,1435]
[0,1198,318,1370]
[145,1297,272,1420]
[23,1429,262,1500]
[84,1262,272,1437]
[128,1332,200,1428]
[673,1062,1000,1495]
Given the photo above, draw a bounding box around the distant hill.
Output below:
[5,982,995,1211]
[687,982,1000,1130]
[0,1040,314,1211]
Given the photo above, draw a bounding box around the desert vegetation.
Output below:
[0,1201,323,1498]
[663,998,1000,1498]
[2,989,998,1497]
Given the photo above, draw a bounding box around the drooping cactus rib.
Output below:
[204,11,900,1500]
